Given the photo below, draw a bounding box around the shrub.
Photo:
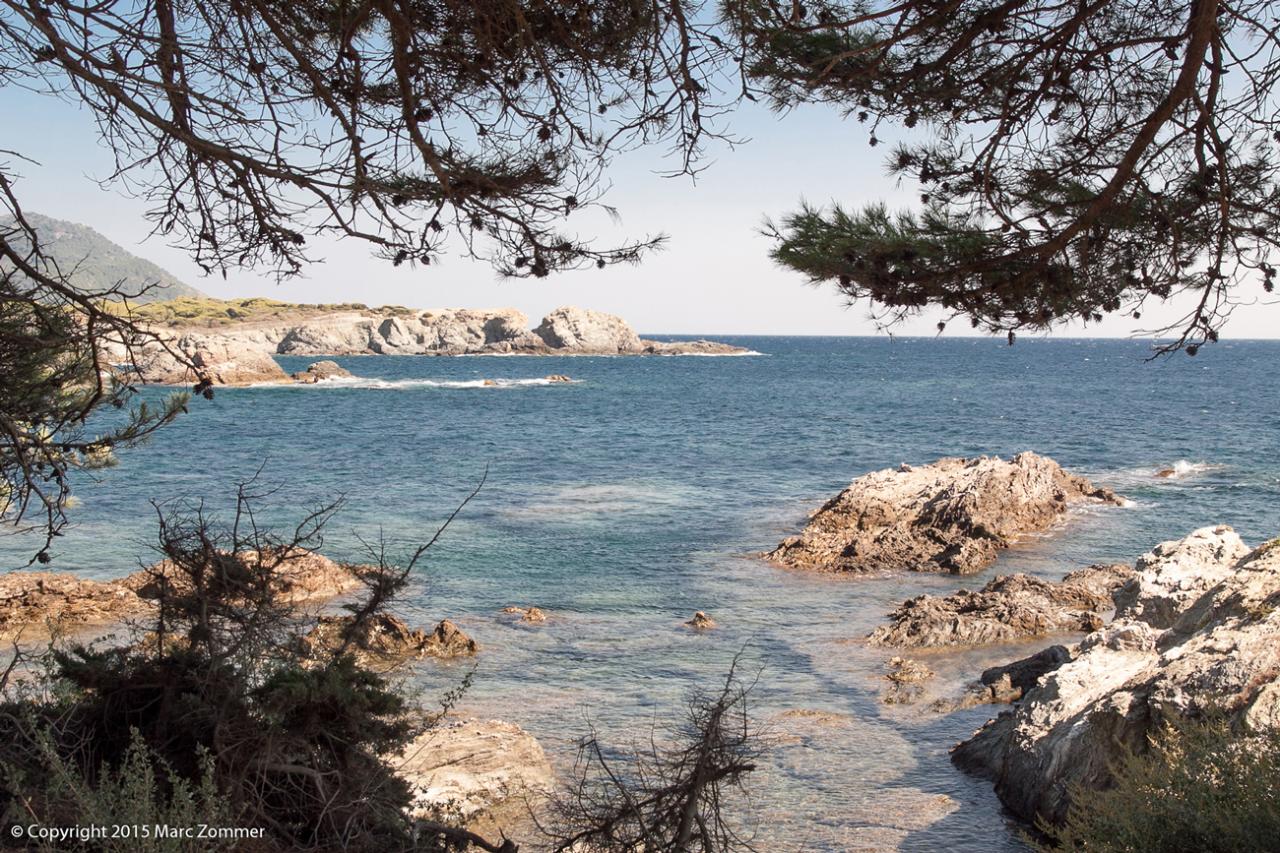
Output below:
[1039,717,1280,852]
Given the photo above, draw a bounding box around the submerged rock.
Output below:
[868,563,1133,647]
[291,360,352,383]
[952,526,1280,826]
[395,717,554,831]
[685,611,717,630]
[501,605,548,624]
[767,453,1122,575]
[543,374,572,383]
[882,656,935,705]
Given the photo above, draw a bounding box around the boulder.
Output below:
[422,619,479,657]
[767,453,1122,575]
[0,572,147,638]
[543,374,573,383]
[533,306,643,353]
[290,360,353,383]
[395,718,555,830]
[951,527,1280,827]
[868,563,1133,647]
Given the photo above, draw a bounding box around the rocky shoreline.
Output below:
[768,452,1123,575]
[116,305,752,386]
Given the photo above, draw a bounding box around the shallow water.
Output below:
[5,337,1280,850]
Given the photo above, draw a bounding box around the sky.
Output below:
[2,84,1278,338]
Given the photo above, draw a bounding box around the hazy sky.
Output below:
[3,84,1277,338]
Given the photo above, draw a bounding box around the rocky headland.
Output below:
[951,525,1280,826]
[767,453,1123,575]
[115,303,750,386]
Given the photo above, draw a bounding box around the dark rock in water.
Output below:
[767,453,1123,575]
[868,563,1133,648]
[952,525,1280,827]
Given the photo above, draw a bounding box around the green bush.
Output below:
[1039,717,1280,852]
[1,725,235,853]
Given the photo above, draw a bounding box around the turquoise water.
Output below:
[6,337,1280,850]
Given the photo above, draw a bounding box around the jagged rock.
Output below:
[882,656,935,705]
[423,619,479,657]
[291,360,352,383]
[125,546,365,606]
[130,333,289,386]
[533,306,643,353]
[299,613,453,665]
[1113,524,1249,628]
[952,526,1280,827]
[0,572,147,638]
[544,374,572,383]
[117,305,748,374]
[395,718,554,831]
[767,453,1122,575]
[868,563,1133,647]
[501,606,547,624]
[685,611,717,630]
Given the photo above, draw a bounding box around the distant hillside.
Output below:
[1,213,204,303]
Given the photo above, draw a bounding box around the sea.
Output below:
[4,336,1279,851]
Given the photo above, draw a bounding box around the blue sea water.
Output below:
[5,336,1280,850]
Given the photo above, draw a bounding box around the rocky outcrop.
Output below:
[421,619,478,657]
[0,572,147,638]
[1112,525,1249,628]
[1,548,368,639]
[129,333,290,386]
[291,360,353,383]
[118,306,748,383]
[533,306,642,353]
[767,453,1122,575]
[125,547,365,606]
[395,718,555,829]
[868,563,1133,647]
[951,526,1280,826]
[298,613,474,666]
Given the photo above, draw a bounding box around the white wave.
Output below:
[1153,460,1222,480]
[654,350,767,357]
[262,376,579,390]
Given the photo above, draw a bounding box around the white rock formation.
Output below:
[952,526,1280,826]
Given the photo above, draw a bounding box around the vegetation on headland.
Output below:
[1039,717,1280,853]
[102,296,417,328]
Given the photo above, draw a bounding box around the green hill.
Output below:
[2,212,204,303]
